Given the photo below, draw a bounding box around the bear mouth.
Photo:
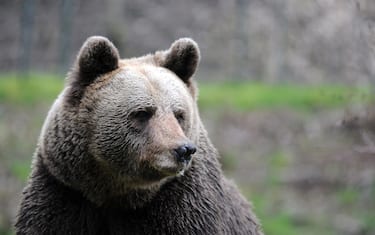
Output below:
[153,162,188,177]
[148,155,191,179]
[127,154,191,187]
[134,164,185,187]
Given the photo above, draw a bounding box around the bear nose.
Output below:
[174,143,197,163]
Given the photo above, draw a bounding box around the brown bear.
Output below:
[15,36,263,235]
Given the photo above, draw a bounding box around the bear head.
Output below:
[39,36,201,207]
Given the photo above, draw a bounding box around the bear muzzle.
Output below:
[173,143,197,164]
[150,142,197,178]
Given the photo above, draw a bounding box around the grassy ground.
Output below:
[0,73,371,109]
[0,73,63,104]
[1,74,374,235]
[198,81,372,111]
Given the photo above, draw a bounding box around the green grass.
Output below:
[337,187,359,205]
[198,82,373,111]
[249,187,334,235]
[0,73,373,109]
[362,214,375,232]
[0,73,64,104]
[0,227,13,235]
[10,160,31,182]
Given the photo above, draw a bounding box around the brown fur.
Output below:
[15,36,263,235]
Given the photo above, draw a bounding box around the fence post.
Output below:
[59,0,74,74]
[18,0,35,77]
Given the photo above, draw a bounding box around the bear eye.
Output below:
[174,111,185,124]
[131,109,154,122]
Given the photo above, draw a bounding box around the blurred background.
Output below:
[1,0,375,234]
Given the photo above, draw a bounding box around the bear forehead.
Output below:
[96,65,193,108]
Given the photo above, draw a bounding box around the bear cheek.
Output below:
[91,122,136,166]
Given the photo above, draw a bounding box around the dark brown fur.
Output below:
[15,36,263,235]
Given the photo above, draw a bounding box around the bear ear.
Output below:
[157,38,200,84]
[66,36,120,105]
[75,36,120,82]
